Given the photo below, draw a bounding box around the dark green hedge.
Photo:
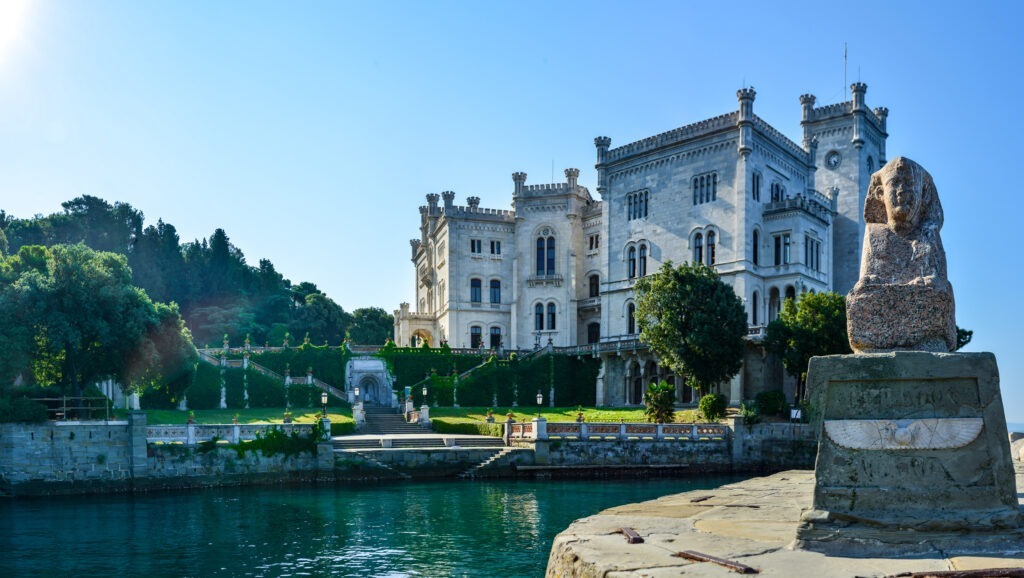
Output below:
[413,353,600,408]
[380,347,489,394]
[0,397,48,423]
[430,419,504,437]
[248,344,350,389]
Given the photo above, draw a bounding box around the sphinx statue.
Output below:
[846,156,957,353]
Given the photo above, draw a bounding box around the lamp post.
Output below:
[536,390,543,418]
[354,386,360,404]
[321,391,328,417]
[422,384,428,404]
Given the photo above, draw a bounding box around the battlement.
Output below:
[604,111,739,163]
[799,94,816,105]
[811,100,885,132]
[737,87,757,100]
[752,115,809,160]
[442,204,516,220]
[524,182,569,192]
[763,188,835,222]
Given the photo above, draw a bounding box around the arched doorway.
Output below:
[411,329,432,348]
[347,356,396,407]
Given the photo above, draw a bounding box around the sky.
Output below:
[1,0,1022,420]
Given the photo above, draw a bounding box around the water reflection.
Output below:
[0,476,743,577]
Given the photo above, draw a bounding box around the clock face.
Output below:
[826,150,842,170]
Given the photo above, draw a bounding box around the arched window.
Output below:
[627,303,636,335]
[587,322,601,344]
[867,156,874,173]
[470,278,482,303]
[643,191,649,217]
[692,178,698,205]
[628,246,637,279]
[707,231,716,265]
[534,303,544,331]
[489,327,501,349]
[589,274,600,298]
[489,279,501,304]
[752,172,762,201]
[438,281,446,307]
[785,286,796,301]
[470,326,482,349]
[547,303,557,330]
[752,291,759,325]
[752,230,759,266]
[699,175,706,204]
[627,195,634,220]
[535,237,545,276]
[546,236,555,275]
[693,234,703,264]
[711,173,718,201]
[639,244,647,276]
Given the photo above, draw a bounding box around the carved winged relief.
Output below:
[824,418,983,450]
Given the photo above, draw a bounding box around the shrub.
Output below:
[698,393,728,422]
[0,397,48,423]
[755,390,788,417]
[430,419,504,437]
[643,380,676,423]
[739,402,761,425]
[330,421,356,436]
[184,362,223,409]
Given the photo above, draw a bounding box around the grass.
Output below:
[139,407,355,426]
[428,406,701,424]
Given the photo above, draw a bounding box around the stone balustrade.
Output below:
[146,423,315,446]
[507,420,730,442]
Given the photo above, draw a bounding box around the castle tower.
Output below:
[802,83,888,294]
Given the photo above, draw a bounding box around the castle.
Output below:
[395,84,888,406]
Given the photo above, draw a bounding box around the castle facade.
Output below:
[395,84,888,405]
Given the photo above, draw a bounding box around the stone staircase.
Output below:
[347,452,412,480]
[362,406,430,435]
[459,447,516,479]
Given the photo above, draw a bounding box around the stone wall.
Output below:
[732,421,818,471]
[539,438,732,470]
[0,421,136,488]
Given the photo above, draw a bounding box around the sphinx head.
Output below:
[865,156,942,235]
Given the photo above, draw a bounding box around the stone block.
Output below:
[798,351,1021,553]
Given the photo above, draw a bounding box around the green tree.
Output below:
[643,380,676,423]
[955,326,973,351]
[349,307,394,345]
[0,244,195,398]
[765,291,851,402]
[634,261,746,394]
[292,292,351,346]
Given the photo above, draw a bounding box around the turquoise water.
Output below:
[0,476,742,577]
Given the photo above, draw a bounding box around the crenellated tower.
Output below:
[800,83,888,294]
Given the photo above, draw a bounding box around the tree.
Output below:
[292,292,351,346]
[765,291,852,402]
[643,380,676,423]
[634,261,747,394]
[0,244,195,399]
[955,326,973,351]
[349,307,395,345]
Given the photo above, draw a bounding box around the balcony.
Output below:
[527,274,564,288]
[578,296,601,310]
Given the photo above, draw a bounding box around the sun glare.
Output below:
[0,0,32,67]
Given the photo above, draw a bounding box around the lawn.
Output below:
[139,407,355,426]
[429,406,701,424]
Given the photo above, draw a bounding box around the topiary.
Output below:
[698,393,728,422]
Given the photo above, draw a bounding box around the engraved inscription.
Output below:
[825,378,979,420]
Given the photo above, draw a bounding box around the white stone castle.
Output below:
[395,84,888,406]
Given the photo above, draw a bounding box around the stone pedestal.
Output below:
[796,351,1022,555]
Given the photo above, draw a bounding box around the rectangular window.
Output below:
[805,236,821,272]
[470,239,482,254]
[490,240,501,255]
[489,327,501,349]
[490,280,501,304]
[588,234,600,251]
[470,326,482,349]
[470,279,482,303]
[773,233,791,266]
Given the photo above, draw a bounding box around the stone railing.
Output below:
[508,419,730,442]
[146,423,317,446]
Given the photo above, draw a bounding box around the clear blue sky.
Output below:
[2,1,1022,421]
